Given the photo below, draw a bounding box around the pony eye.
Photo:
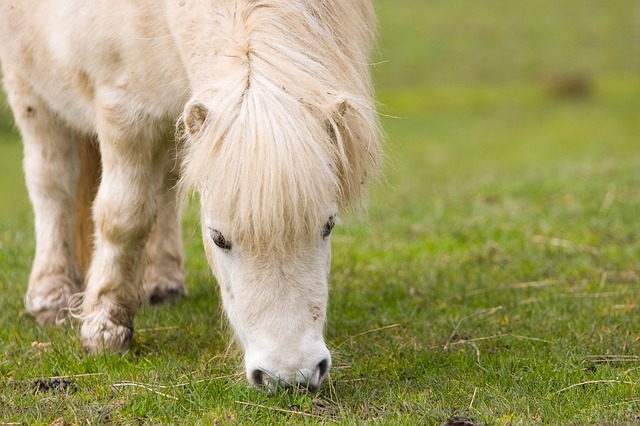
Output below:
[322,217,336,239]
[210,229,232,250]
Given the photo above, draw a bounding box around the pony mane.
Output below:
[180,0,380,252]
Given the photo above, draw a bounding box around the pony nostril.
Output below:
[317,358,330,379]
[251,369,265,387]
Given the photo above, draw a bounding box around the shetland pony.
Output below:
[0,0,380,390]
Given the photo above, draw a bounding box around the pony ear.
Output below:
[326,97,346,142]
[327,94,380,210]
[184,100,209,138]
[335,96,348,117]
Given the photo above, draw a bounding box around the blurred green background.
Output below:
[370,0,640,231]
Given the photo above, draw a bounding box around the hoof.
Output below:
[79,308,134,353]
[32,309,64,326]
[25,275,81,326]
[147,281,186,305]
[144,276,187,305]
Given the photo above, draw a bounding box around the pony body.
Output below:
[0,0,379,390]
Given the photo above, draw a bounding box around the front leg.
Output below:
[3,71,83,325]
[79,96,172,352]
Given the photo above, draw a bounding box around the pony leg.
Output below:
[3,72,83,325]
[79,105,171,352]
[142,159,187,305]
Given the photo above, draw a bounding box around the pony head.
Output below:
[176,0,379,391]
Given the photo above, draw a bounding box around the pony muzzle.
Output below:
[245,347,331,392]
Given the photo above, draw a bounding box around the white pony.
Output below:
[0,0,380,390]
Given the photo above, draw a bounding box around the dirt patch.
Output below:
[32,377,78,393]
[311,398,336,417]
[442,416,477,426]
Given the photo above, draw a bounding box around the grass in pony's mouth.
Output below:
[1,0,640,424]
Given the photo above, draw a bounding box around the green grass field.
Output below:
[2,1,640,424]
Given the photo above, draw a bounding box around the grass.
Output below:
[1,0,640,424]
